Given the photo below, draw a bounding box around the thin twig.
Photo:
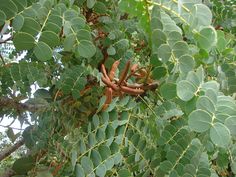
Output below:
[0,53,6,65]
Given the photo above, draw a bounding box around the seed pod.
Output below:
[120,85,144,95]
[131,64,139,73]
[118,60,131,85]
[109,60,120,81]
[105,87,112,104]
[101,76,119,91]
[101,64,110,80]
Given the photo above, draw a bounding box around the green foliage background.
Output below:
[0,0,236,176]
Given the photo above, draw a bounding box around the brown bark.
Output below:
[0,96,45,113]
[0,139,25,162]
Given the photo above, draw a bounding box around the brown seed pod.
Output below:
[118,60,131,85]
[130,64,139,73]
[109,60,120,81]
[120,85,144,95]
[105,87,112,104]
[101,64,110,80]
[101,76,119,91]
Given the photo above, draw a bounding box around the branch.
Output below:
[0,139,25,162]
[0,96,46,113]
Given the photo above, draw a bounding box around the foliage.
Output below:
[0,0,236,176]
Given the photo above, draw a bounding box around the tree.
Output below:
[0,0,236,176]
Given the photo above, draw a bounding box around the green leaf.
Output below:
[77,29,92,41]
[11,0,27,12]
[159,160,173,173]
[196,96,216,114]
[90,150,102,167]
[81,156,94,174]
[64,9,78,21]
[6,128,16,143]
[87,0,96,8]
[36,170,53,177]
[98,145,111,161]
[107,46,116,55]
[44,22,61,34]
[92,114,100,128]
[105,124,115,139]
[152,67,167,80]
[104,158,114,170]
[88,133,97,147]
[194,27,217,51]
[151,17,163,30]
[118,169,131,177]
[210,123,230,148]
[201,81,219,92]
[95,164,106,177]
[71,150,77,171]
[191,4,212,29]
[94,2,107,14]
[160,83,176,99]
[0,10,6,26]
[152,29,167,50]
[186,71,201,87]
[172,41,189,58]
[20,17,41,36]
[225,116,236,135]
[76,40,96,58]
[167,31,182,47]
[76,164,85,177]
[231,161,236,174]
[157,44,171,63]
[216,31,227,52]
[12,14,24,31]
[13,32,35,51]
[188,110,212,133]
[178,55,195,73]
[64,33,76,51]
[96,96,106,113]
[39,31,60,48]
[177,80,197,101]
[34,42,52,61]
[12,156,35,175]
[0,0,17,19]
